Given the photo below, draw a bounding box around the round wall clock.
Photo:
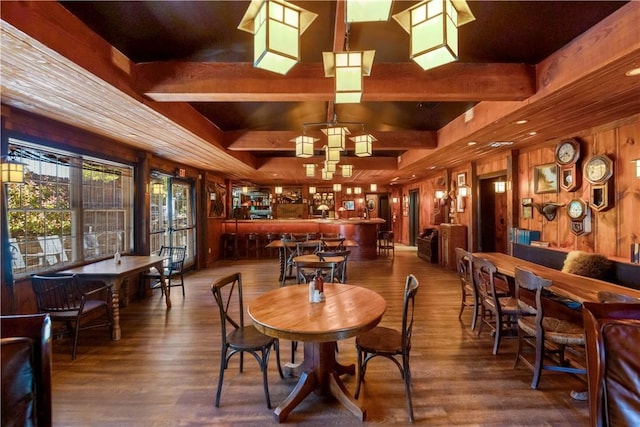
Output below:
[555,139,580,165]
[567,198,586,220]
[566,198,591,235]
[584,154,613,184]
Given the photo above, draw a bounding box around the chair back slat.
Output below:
[211,273,243,339]
[295,261,336,284]
[31,275,81,312]
[402,274,420,351]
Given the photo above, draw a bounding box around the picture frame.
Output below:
[208,181,226,218]
[534,163,559,194]
[342,200,355,211]
[457,172,466,187]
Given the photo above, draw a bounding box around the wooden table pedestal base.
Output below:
[274,341,364,423]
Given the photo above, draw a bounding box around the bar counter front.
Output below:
[222,218,385,260]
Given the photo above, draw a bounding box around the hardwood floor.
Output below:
[50,245,588,426]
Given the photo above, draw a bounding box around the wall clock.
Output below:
[584,154,614,211]
[567,198,591,236]
[555,139,581,191]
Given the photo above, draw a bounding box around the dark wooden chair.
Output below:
[320,236,345,251]
[1,313,52,427]
[474,257,518,355]
[582,302,640,427]
[30,274,113,360]
[355,274,420,423]
[211,272,283,408]
[377,230,395,257]
[295,260,337,284]
[143,245,187,297]
[513,267,586,389]
[317,250,351,283]
[455,247,478,330]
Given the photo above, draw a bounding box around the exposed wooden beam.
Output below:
[225,130,437,151]
[257,156,398,171]
[136,62,535,102]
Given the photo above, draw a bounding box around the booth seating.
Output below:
[1,313,52,427]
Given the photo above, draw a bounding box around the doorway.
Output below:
[478,175,508,253]
[409,190,420,246]
[378,194,390,231]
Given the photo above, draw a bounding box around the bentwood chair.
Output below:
[377,230,395,257]
[513,267,586,389]
[455,247,478,330]
[355,274,420,423]
[280,237,300,286]
[317,250,351,283]
[582,302,640,427]
[30,274,113,360]
[211,273,283,408]
[320,236,345,251]
[474,257,518,355]
[143,245,187,297]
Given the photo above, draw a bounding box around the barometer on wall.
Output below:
[584,154,614,211]
[555,139,581,192]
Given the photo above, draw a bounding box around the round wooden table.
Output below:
[248,284,386,422]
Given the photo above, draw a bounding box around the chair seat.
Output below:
[356,326,402,354]
[44,300,108,320]
[483,296,518,313]
[518,316,585,346]
[227,326,276,350]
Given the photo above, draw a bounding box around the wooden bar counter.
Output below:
[222,218,385,260]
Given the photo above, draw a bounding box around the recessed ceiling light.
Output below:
[625,67,640,77]
[515,119,528,124]
[489,141,514,148]
[467,141,477,146]
[528,131,537,136]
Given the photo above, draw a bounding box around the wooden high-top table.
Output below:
[248,283,386,422]
[63,255,170,340]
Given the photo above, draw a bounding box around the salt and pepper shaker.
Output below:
[308,269,325,303]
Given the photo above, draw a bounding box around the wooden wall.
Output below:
[401,114,640,261]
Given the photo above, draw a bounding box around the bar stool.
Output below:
[222,233,238,260]
[245,233,260,258]
[264,233,279,258]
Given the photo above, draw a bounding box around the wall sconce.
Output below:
[340,164,353,177]
[494,180,506,193]
[346,187,353,195]
[456,186,468,211]
[210,191,217,201]
[370,183,377,192]
[275,186,283,194]
[392,0,475,71]
[457,186,468,197]
[435,190,446,200]
[634,158,640,178]
[303,163,316,177]
[293,135,318,158]
[1,153,26,184]
[346,0,394,23]
[354,186,362,194]
[392,197,399,203]
[333,183,342,192]
[351,133,376,157]
[150,182,164,195]
[308,186,316,195]
[323,50,375,104]
[238,0,318,75]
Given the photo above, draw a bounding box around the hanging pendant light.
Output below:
[321,168,334,180]
[341,164,353,177]
[238,0,318,75]
[333,183,342,192]
[1,154,26,184]
[322,126,350,151]
[346,0,394,23]
[351,133,376,157]
[323,50,375,104]
[325,147,341,164]
[393,0,475,71]
[292,135,318,158]
[303,163,316,177]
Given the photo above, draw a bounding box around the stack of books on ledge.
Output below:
[512,228,541,245]
[531,240,550,247]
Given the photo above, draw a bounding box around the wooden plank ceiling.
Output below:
[1,1,639,186]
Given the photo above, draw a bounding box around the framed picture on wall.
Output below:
[342,200,355,211]
[457,172,466,187]
[534,163,559,194]
[208,182,226,218]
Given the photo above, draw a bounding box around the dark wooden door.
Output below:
[479,176,508,253]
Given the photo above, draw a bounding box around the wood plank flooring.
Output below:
[50,245,589,426]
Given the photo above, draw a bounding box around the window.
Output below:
[5,138,133,277]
